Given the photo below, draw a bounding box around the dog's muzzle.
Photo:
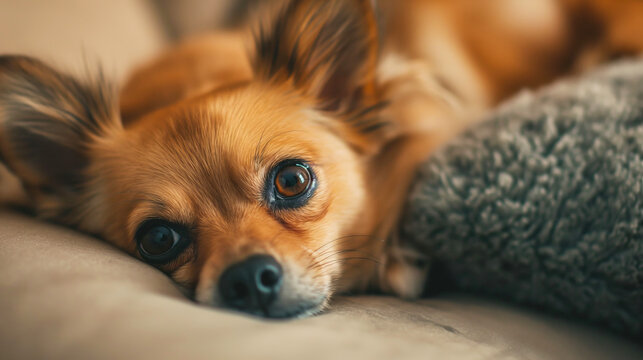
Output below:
[218,255,283,315]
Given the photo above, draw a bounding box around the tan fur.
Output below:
[1,0,642,316]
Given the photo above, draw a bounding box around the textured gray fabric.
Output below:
[400,60,643,338]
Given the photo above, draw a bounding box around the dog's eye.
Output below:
[275,164,311,198]
[135,220,190,264]
[265,160,316,209]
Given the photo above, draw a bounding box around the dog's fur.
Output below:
[1,0,642,317]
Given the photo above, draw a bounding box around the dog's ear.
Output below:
[253,0,380,113]
[0,56,120,222]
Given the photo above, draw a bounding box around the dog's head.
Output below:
[0,0,433,317]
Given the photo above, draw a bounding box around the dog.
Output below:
[1,0,642,318]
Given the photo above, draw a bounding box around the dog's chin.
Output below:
[230,299,327,319]
[193,285,331,319]
[195,296,328,319]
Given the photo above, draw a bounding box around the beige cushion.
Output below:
[1,210,641,360]
[0,0,166,80]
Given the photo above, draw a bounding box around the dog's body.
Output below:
[1,0,642,317]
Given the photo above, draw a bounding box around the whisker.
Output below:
[311,234,372,255]
[312,241,374,264]
[311,256,381,272]
[308,248,375,270]
[308,246,381,273]
[313,235,386,259]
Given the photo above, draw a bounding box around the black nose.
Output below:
[218,255,283,313]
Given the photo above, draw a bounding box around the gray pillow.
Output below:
[400,60,643,338]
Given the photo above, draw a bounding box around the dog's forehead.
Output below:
[157,92,321,168]
[127,114,259,207]
[118,86,329,217]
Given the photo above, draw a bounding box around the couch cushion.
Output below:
[0,211,641,360]
[0,0,166,80]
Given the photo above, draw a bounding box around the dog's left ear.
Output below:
[0,56,120,224]
[253,0,380,114]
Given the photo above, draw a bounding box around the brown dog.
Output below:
[1,0,641,317]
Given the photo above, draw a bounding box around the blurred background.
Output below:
[0,0,244,80]
[2,0,642,82]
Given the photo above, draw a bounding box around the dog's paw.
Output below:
[0,163,28,207]
[380,248,430,299]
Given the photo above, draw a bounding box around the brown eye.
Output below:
[265,160,317,210]
[275,164,311,198]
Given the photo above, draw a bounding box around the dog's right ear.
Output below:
[253,0,380,114]
[0,56,120,218]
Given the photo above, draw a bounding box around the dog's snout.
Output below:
[219,255,283,313]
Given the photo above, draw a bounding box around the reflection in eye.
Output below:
[265,159,317,210]
[275,164,312,198]
[135,219,190,264]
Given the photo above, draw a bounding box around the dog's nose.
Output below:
[218,255,283,312]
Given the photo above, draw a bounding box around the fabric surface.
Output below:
[401,60,643,338]
[2,210,642,360]
[0,0,166,80]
